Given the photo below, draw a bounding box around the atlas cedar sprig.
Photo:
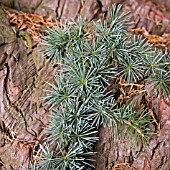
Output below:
[28,4,170,170]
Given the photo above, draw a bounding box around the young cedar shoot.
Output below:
[30,4,170,170]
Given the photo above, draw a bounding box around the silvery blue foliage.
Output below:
[30,3,170,170]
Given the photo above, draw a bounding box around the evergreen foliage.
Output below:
[29,4,170,170]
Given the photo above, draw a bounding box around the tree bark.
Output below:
[0,0,170,169]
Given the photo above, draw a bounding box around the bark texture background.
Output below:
[0,0,170,169]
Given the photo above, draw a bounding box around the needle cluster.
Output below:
[28,4,170,170]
